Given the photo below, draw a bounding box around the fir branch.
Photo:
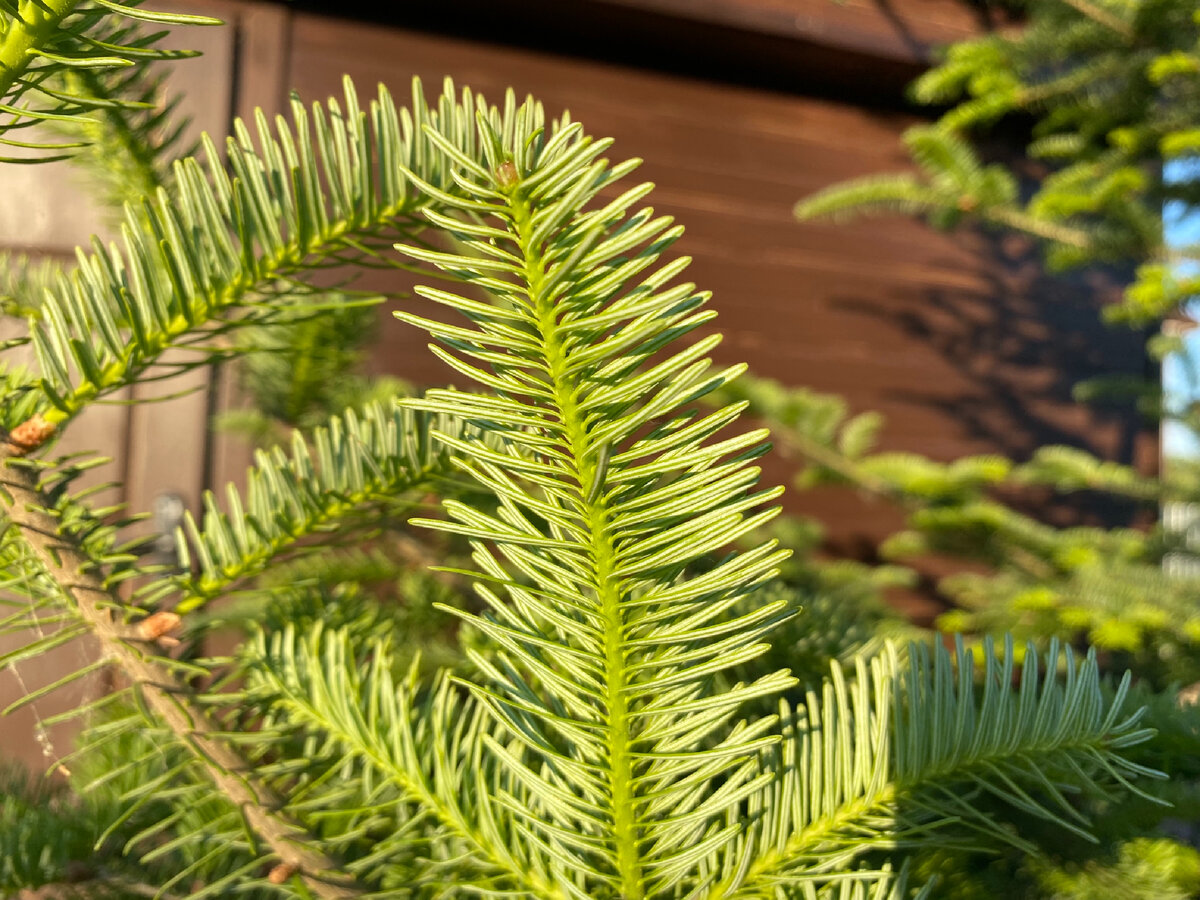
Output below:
[986,206,1092,250]
[0,0,82,99]
[709,638,1159,899]
[252,624,569,898]
[795,173,1093,251]
[167,401,473,613]
[0,252,62,318]
[396,108,796,896]
[0,453,364,900]
[21,77,467,429]
[774,421,900,500]
[0,0,219,158]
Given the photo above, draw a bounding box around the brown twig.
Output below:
[0,454,363,899]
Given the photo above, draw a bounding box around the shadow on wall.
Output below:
[837,228,1148,463]
[823,225,1152,540]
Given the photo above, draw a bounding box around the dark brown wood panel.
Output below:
[207,0,292,502]
[284,0,1004,108]
[591,0,1004,64]
[123,2,237,549]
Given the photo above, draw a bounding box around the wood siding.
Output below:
[589,0,1007,63]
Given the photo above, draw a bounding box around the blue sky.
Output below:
[1161,158,1200,460]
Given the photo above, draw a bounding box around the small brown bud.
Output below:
[5,414,56,455]
[957,194,978,212]
[495,160,519,190]
[136,611,182,646]
[268,863,297,885]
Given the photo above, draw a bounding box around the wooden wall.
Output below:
[0,0,1148,769]
[591,0,998,59]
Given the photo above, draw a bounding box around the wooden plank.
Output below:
[588,0,1006,64]
[122,5,235,549]
[196,0,292,663]
[204,0,290,508]
[231,0,292,121]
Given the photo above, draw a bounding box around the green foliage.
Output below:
[16,74,471,431]
[789,0,1200,895]
[0,252,63,318]
[169,400,477,613]
[0,762,103,895]
[789,0,1200,667]
[0,7,1172,900]
[797,0,1200,312]
[733,578,916,697]
[0,0,218,162]
[218,296,411,446]
[729,374,1200,684]
[1032,837,1200,900]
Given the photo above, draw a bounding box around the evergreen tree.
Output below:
[0,3,1169,897]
